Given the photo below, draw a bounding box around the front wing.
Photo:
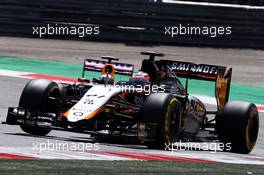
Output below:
[3,107,159,142]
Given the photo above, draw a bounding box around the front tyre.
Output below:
[19,79,61,136]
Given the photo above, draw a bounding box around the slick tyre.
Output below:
[142,93,182,149]
[19,79,61,136]
[216,101,259,154]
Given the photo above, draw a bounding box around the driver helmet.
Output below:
[130,71,151,86]
[100,74,114,84]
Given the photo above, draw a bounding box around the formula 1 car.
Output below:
[4,51,259,154]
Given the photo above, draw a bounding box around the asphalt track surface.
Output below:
[0,36,264,163]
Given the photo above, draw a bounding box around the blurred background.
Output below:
[0,0,263,49]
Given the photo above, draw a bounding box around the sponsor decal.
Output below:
[170,62,219,75]
[72,107,90,113]
[73,112,84,117]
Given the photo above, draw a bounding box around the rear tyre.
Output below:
[19,79,61,136]
[216,101,259,154]
[142,93,182,149]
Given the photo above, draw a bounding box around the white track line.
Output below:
[0,69,32,79]
[163,0,264,9]
[0,69,75,84]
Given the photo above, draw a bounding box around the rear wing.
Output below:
[82,59,134,78]
[162,60,232,111]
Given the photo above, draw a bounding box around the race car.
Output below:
[4,51,259,154]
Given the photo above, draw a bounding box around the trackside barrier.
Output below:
[0,0,263,49]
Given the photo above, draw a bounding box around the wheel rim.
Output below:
[45,85,60,111]
[164,99,181,144]
[245,108,259,150]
